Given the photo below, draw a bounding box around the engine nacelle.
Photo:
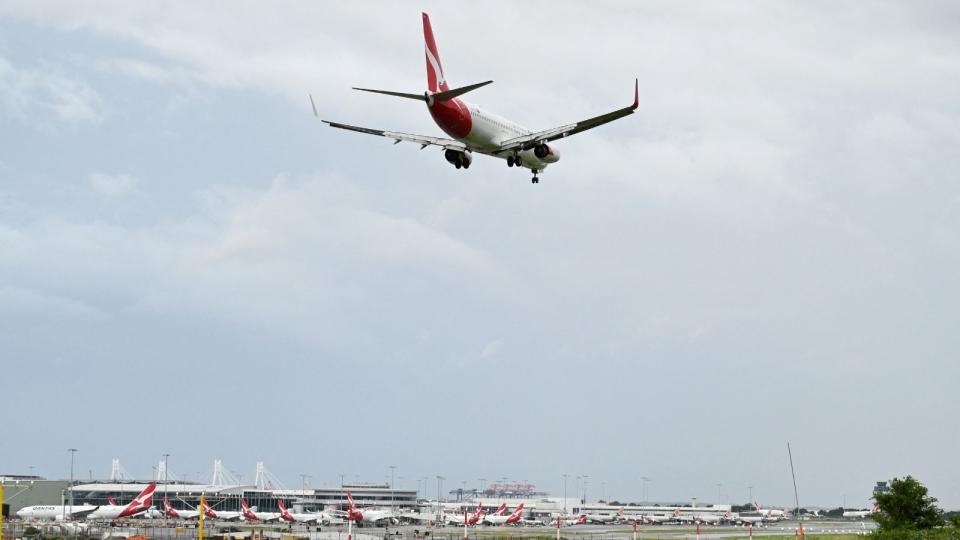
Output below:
[444,148,472,169]
[534,143,560,163]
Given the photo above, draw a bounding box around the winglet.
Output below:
[631,78,639,110]
[309,94,319,117]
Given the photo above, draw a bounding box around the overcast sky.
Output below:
[1,1,958,509]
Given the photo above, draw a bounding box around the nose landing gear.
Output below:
[531,170,540,184]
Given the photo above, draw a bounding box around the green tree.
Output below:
[874,476,943,531]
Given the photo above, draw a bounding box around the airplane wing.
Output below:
[321,120,468,152]
[68,506,100,520]
[496,79,638,154]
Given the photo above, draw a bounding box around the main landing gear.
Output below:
[506,154,540,183]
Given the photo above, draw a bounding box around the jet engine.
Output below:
[534,143,560,163]
[444,148,472,169]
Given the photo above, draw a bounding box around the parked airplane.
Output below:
[730,511,766,526]
[344,491,398,526]
[240,499,280,522]
[278,499,330,525]
[640,513,670,524]
[584,508,624,524]
[162,498,200,520]
[693,511,722,524]
[16,483,157,522]
[319,12,638,185]
[754,502,787,520]
[491,502,507,516]
[482,503,524,525]
[466,502,485,525]
[200,499,243,521]
[560,514,587,526]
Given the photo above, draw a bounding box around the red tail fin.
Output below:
[422,13,449,93]
[347,490,356,509]
[118,483,157,517]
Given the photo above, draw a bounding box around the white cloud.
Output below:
[479,338,504,359]
[0,56,104,124]
[88,173,139,197]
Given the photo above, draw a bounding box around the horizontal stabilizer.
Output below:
[432,80,493,101]
[351,80,492,103]
[352,87,425,101]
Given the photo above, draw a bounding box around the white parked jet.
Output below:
[17,483,157,521]
[278,499,333,525]
[482,503,524,526]
[343,491,398,526]
[754,502,788,520]
[240,498,281,522]
[162,498,200,520]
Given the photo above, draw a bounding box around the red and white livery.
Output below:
[17,483,157,522]
[320,12,638,184]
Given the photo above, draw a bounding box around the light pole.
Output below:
[389,466,396,509]
[582,475,590,504]
[748,486,753,505]
[562,474,568,515]
[67,449,77,509]
[436,476,445,523]
[640,477,650,503]
[162,453,170,523]
[479,478,487,498]
[716,483,723,505]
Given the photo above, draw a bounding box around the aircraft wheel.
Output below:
[515,158,522,167]
[507,156,514,167]
[455,160,462,169]
[463,161,470,169]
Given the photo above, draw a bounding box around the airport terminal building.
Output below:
[68,482,418,513]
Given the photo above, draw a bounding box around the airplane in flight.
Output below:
[17,483,158,522]
[319,12,638,184]
[482,503,524,525]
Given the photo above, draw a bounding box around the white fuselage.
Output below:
[16,505,95,521]
[843,510,873,518]
[16,504,149,521]
[450,101,561,171]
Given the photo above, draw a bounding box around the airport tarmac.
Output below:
[2,520,877,540]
